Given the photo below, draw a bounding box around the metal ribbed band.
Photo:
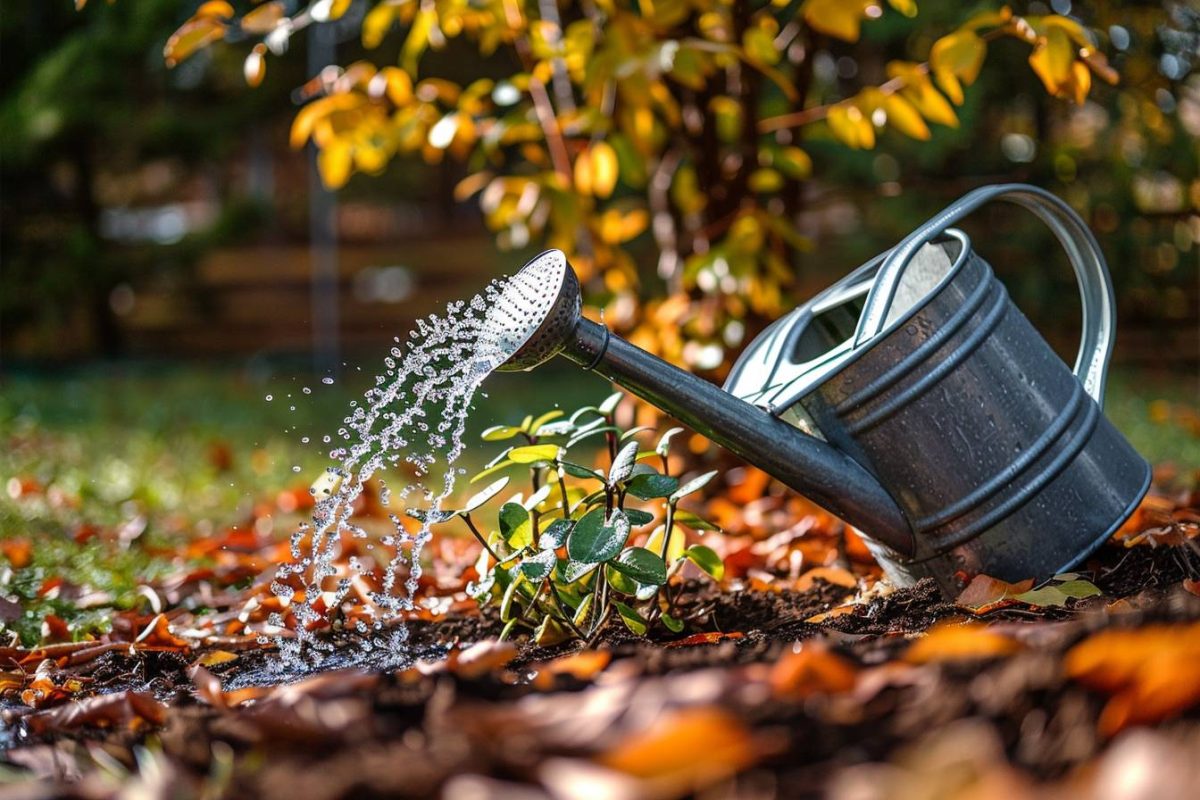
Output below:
[844,279,1010,436]
[835,265,993,415]
[914,380,1086,534]
[923,395,1101,554]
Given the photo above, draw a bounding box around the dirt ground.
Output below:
[3,485,1200,800]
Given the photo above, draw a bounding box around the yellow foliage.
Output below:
[827,103,875,150]
[801,0,873,43]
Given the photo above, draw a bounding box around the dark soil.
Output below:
[5,539,1200,799]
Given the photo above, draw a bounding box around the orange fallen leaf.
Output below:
[769,642,858,699]
[804,603,857,623]
[1064,621,1200,736]
[597,706,760,792]
[795,565,857,592]
[665,631,745,648]
[904,621,1022,664]
[956,575,1034,610]
[195,650,239,667]
[531,650,611,690]
[449,640,517,680]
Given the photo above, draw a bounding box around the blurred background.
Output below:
[2,1,1198,540]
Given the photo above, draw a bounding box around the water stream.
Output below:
[268,280,513,672]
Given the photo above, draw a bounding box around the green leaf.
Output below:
[609,441,640,487]
[683,545,725,581]
[569,406,602,424]
[462,477,510,513]
[536,420,575,437]
[481,425,523,442]
[605,563,659,600]
[523,483,552,510]
[609,547,668,586]
[509,444,560,464]
[520,548,557,582]
[624,509,655,526]
[471,460,514,483]
[539,518,574,549]
[567,508,630,564]
[619,426,654,441]
[1013,577,1101,607]
[670,470,719,502]
[572,592,594,627]
[566,424,621,449]
[499,503,533,549]
[655,427,685,458]
[626,474,680,500]
[500,572,525,621]
[558,558,598,584]
[661,613,684,633]
[527,409,564,434]
[674,510,721,532]
[499,619,519,641]
[561,461,605,480]
[599,391,624,416]
[613,601,647,636]
[535,614,573,646]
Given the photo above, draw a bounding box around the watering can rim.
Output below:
[761,228,974,416]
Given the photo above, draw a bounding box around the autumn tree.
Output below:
[159,0,1124,374]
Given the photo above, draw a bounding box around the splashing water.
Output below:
[269,279,517,672]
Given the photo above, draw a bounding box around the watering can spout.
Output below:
[484,250,915,556]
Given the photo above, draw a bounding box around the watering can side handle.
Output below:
[852,184,1116,407]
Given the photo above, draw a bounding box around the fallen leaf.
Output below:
[665,632,745,648]
[796,565,857,592]
[596,706,760,793]
[531,650,612,690]
[24,691,167,735]
[769,642,858,699]
[450,640,517,680]
[904,621,1022,664]
[1064,621,1200,736]
[956,575,1034,609]
[1012,577,1101,608]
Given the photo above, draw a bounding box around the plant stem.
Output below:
[659,503,676,560]
[462,513,501,561]
[547,581,586,639]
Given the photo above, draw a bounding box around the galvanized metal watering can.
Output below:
[484,184,1151,596]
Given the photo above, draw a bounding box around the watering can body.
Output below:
[489,184,1151,597]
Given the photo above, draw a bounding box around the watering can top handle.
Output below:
[853,184,1116,407]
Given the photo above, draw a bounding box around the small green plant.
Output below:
[410,391,723,644]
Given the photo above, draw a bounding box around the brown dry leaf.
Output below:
[449,640,517,680]
[24,691,167,735]
[904,621,1022,664]
[531,650,612,690]
[796,565,857,592]
[189,665,269,708]
[956,575,1034,609]
[596,706,760,794]
[770,642,858,699]
[1064,621,1200,736]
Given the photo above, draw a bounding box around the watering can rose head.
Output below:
[479,185,1150,597]
[482,249,582,372]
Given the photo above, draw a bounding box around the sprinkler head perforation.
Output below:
[484,249,583,371]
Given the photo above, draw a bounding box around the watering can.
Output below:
[483,184,1151,596]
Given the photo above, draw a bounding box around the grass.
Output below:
[0,358,1195,645]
